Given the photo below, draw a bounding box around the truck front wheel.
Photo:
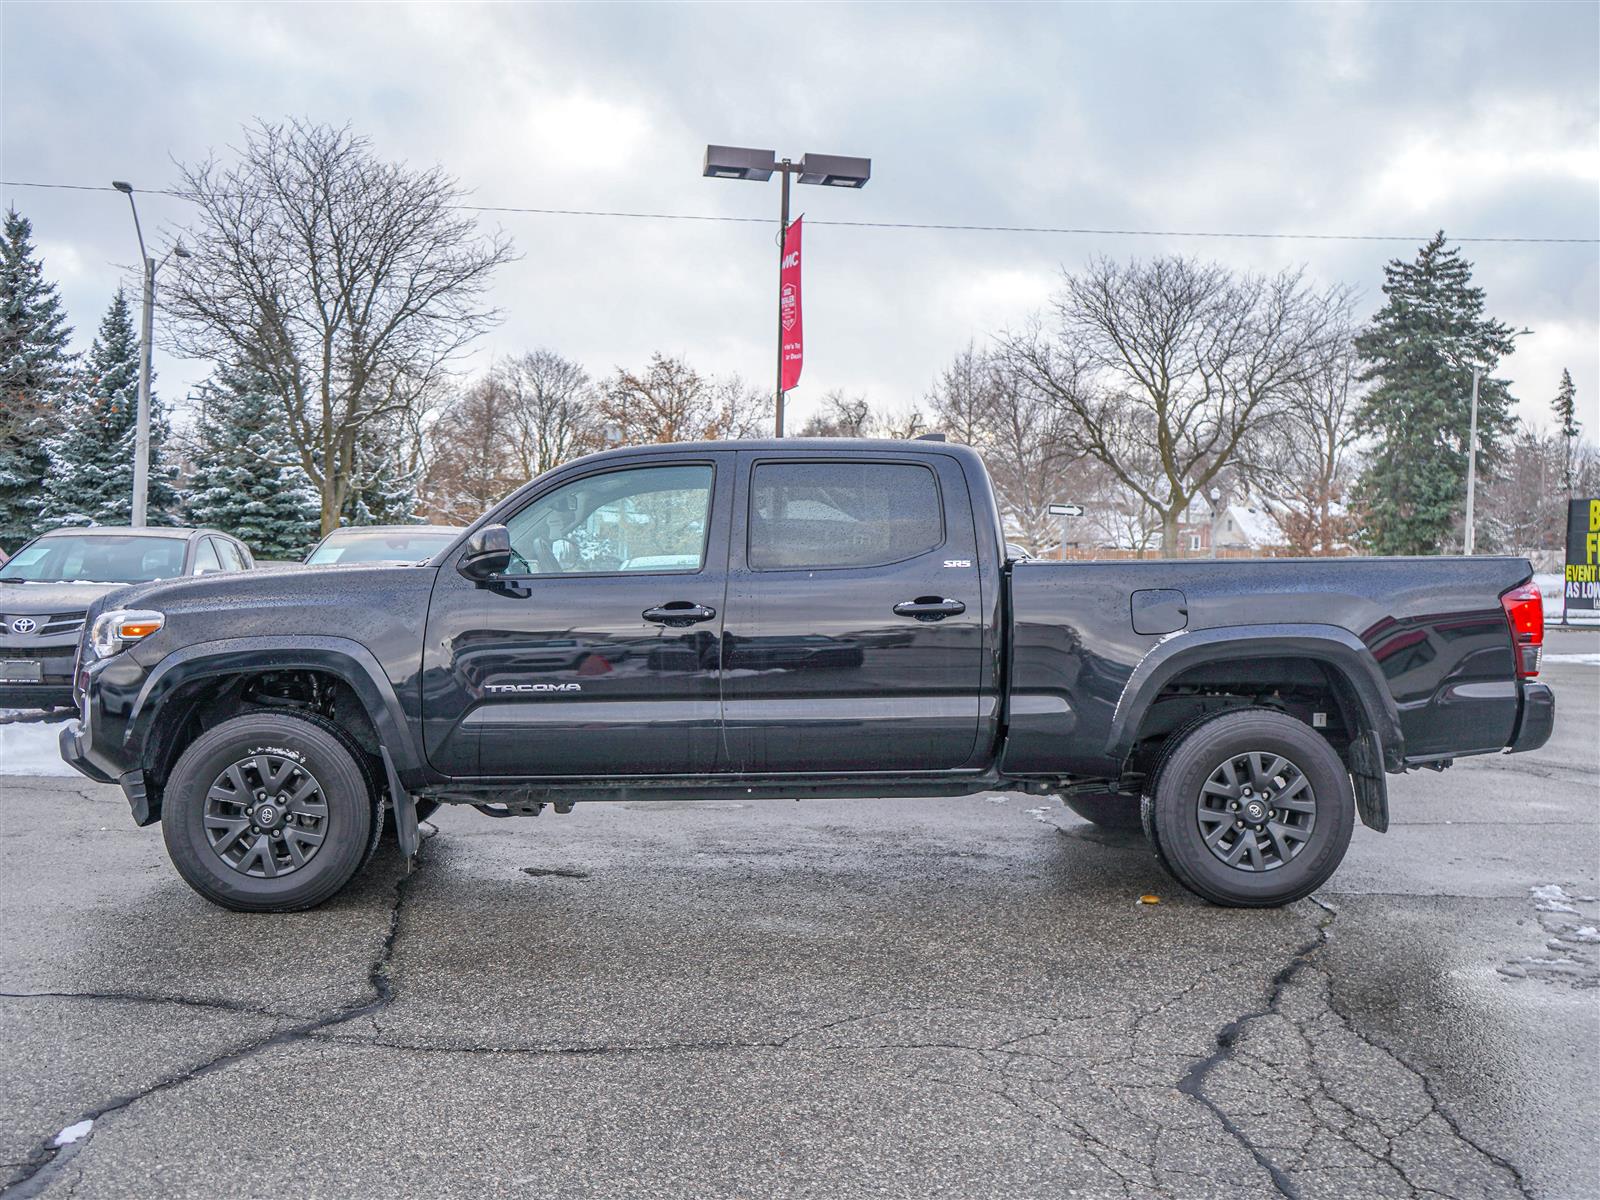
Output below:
[161,712,380,912]
[1142,709,1354,907]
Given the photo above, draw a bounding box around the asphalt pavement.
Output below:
[1,632,1596,1199]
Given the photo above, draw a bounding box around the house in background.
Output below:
[1211,497,1290,555]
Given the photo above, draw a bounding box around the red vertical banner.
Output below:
[779,217,803,391]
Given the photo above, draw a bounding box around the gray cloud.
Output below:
[4,1,1596,433]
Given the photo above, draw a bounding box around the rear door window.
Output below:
[192,538,224,575]
[212,538,247,571]
[748,461,943,570]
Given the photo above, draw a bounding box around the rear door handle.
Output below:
[643,601,718,627]
[892,597,966,622]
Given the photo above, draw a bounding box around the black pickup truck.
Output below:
[59,439,1553,913]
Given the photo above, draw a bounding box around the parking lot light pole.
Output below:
[702,146,871,437]
[111,182,188,526]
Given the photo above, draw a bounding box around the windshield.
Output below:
[304,529,456,565]
[0,534,188,584]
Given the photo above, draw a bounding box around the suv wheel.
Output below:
[1142,709,1354,907]
[162,713,379,912]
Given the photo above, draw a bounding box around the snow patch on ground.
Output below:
[53,1118,93,1147]
[1531,884,1581,914]
[0,714,75,776]
[1544,653,1600,666]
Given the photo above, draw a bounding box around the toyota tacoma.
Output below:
[58,439,1554,912]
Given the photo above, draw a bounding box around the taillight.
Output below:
[1500,581,1544,679]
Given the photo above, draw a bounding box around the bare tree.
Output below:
[599,353,769,445]
[419,374,527,523]
[999,256,1344,555]
[797,389,876,437]
[498,349,600,477]
[1479,424,1600,554]
[1249,318,1363,555]
[927,343,1078,552]
[164,120,515,533]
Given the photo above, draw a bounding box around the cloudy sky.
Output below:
[4,1,1597,436]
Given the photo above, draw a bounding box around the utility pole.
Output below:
[113,182,153,527]
[111,181,187,526]
[1464,367,1481,555]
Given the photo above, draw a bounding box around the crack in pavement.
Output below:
[0,991,305,1021]
[1179,897,1532,1200]
[0,855,424,1200]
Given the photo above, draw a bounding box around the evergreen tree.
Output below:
[340,422,423,526]
[0,208,74,548]
[38,289,180,528]
[184,365,321,557]
[1553,368,1580,500]
[1353,232,1520,555]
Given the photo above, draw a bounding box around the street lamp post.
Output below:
[110,181,188,526]
[703,146,871,437]
[1464,367,1482,555]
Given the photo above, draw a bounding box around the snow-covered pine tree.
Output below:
[38,289,180,528]
[341,421,423,526]
[0,207,74,548]
[1353,232,1520,556]
[1552,368,1580,500]
[184,365,321,558]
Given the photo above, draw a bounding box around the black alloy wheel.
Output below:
[202,751,331,878]
[1142,708,1354,908]
[162,712,379,912]
[1194,751,1317,872]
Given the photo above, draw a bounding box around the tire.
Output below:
[1141,708,1354,908]
[161,712,380,913]
[1059,791,1144,831]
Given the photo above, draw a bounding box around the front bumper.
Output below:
[0,682,74,709]
[58,719,115,784]
[0,634,76,709]
[1507,682,1554,754]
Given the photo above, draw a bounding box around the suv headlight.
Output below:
[89,609,165,660]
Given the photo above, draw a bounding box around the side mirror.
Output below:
[457,524,514,582]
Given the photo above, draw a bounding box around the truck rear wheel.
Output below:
[1141,709,1354,908]
[1059,791,1144,831]
[161,712,380,913]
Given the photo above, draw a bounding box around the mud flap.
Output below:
[380,745,419,858]
[1348,729,1389,833]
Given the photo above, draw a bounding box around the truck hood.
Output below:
[107,562,439,616]
[0,580,124,614]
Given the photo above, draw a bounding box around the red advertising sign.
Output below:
[779,217,803,391]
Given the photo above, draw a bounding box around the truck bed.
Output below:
[1002,555,1535,779]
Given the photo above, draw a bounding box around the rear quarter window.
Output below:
[748,460,943,570]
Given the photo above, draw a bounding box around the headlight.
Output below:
[89,609,165,659]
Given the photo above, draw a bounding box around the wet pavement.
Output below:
[1,635,1595,1199]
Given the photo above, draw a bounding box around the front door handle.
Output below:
[643,601,718,628]
[892,597,966,622]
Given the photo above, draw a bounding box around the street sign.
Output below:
[1048,503,1085,518]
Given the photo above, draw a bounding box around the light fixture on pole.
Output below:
[703,145,871,437]
[111,181,189,527]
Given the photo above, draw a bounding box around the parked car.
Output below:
[303,525,461,566]
[59,440,1551,913]
[2,527,253,710]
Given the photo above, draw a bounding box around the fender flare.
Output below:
[129,635,426,778]
[1105,623,1406,772]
